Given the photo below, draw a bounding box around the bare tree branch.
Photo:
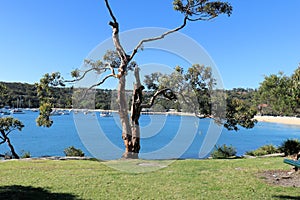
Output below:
[104,0,129,79]
[87,74,115,91]
[141,89,177,109]
[187,15,217,21]
[86,63,116,90]
[77,65,117,101]
[64,61,116,84]
[104,0,117,25]
[64,68,95,83]
[129,13,214,62]
[72,75,115,107]
[6,129,15,137]
[0,134,4,141]
[130,16,188,60]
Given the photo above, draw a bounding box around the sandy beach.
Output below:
[254,116,300,126]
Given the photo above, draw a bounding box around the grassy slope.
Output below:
[0,157,298,200]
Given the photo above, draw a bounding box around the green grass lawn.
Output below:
[0,157,298,199]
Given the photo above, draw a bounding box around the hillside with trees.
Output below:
[0,82,112,110]
[1,63,299,119]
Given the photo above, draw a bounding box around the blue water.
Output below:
[1,111,299,159]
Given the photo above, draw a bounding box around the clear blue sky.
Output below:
[0,0,299,89]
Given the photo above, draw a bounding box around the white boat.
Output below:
[100,111,113,117]
[11,108,25,114]
[11,98,25,114]
[50,109,70,116]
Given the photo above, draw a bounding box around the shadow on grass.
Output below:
[0,185,80,200]
[273,195,300,199]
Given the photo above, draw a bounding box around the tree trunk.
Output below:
[1,130,19,159]
[6,137,19,159]
[106,7,137,159]
[129,67,144,158]
[118,67,144,159]
[118,76,136,159]
[129,84,143,159]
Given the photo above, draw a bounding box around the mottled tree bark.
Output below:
[120,67,177,158]
[128,67,143,159]
[118,75,134,159]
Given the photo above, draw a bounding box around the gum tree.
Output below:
[0,84,24,159]
[0,117,24,159]
[37,0,233,159]
[145,65,257,131]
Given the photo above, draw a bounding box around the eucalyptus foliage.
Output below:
[145,65,257,131]
[256,65,300,116]
[36,73,65,127]
[0,117,24,159]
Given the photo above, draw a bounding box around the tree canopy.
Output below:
[145,65,257,131]
[256,66,300,116]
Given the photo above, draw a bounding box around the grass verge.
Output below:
[0,157,298,199]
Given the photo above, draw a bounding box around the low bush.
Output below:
[64,146,85,157]
[211,144,237,159]
[21,150,31,158]
[246,144,279,156]
[278,139,300,156]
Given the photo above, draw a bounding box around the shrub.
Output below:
[211,144,237,159]
[261,144,279,154]
[64,146,84,157]
[278,139,300,156]
[246,144,279,156]
[21,150,31,158]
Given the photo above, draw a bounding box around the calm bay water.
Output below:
[1,111,300,159]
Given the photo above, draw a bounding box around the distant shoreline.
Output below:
[254,116,300,126]
[50,108,300,126]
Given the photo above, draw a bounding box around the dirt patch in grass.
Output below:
[259,170,300,187]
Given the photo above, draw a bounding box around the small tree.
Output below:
[0,117,24,159]
[64,146,85,157]
[0,84,25,159]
